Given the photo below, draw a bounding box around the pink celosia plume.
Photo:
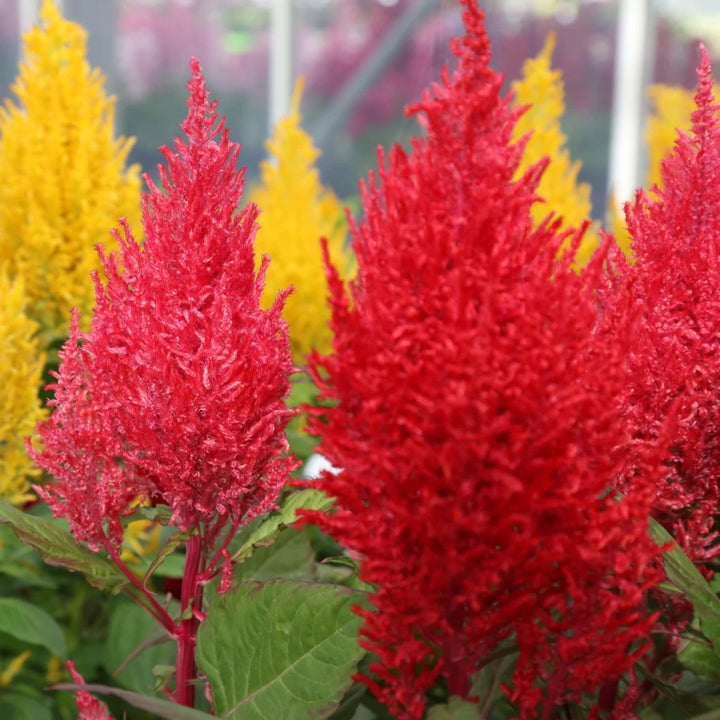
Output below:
[300,2,664,718]
[31,58,296,552]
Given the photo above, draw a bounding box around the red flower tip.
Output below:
[67,661,114,720]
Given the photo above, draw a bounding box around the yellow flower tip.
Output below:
[540,31,556,61]
[290,76,306,119]
[0,650,31,687]
[512,33,595,266]
[40,0,62,26]
[251,82,353,363]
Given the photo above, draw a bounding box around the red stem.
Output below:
[175,533,204,707]
[102,536,175,635]
[199,518,240,584]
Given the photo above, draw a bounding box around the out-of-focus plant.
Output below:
[512,33,598,266]
[0,271,46,506]
[251,78,352,365]
[0,0,141,345]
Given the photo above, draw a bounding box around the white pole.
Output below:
[19,0,41,35]
[607,0,651,210]
[19,0,65,36]
[269,0,293,132]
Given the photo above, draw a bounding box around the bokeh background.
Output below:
[1,0,720,219]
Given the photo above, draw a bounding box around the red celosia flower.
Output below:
[300,3,663,719]
[599,47,720,565]
[31,59,296,553]
[67,661,114,720]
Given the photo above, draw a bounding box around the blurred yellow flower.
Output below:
[45,654,63,684]
[512,33,598,267]
[0,650,31,687]
[0,0,141,345]
[643,84,720,190]
[250,79,353,363]
[121,519,162,567]
[0,270,46,505]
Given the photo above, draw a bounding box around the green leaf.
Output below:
[196,579,365,720]
[427,696,482,720]
[0,693,52,720]
[53,683,216,719]
[138,505,174,525]
[0,598,66,658]
[0,501,127,593]
[326,683,366,720]
[231,489,333,563]
[143,532,188,586]
[236,527,315,582]
[650,519,720,653]
[0,561,56,588]
[470,643,518,718]
[679,639,720,682]
[104,600,176,694]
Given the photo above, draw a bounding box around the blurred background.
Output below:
[1,0,720,219]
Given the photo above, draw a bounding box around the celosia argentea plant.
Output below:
[0,60,366,719]
[298,2,720,719]
[7,3,720,720]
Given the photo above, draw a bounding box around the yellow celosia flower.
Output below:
[512,33,598,267]
[0,271,46,505]
[250,78,353,363]
[0,0,141,344]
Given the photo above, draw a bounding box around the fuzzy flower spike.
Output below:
[301,2,664,719]
[600,47,720,566]
[31,59,297,556]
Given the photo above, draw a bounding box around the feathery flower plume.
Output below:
[67,661,114,720]
[0,0,141,343]
[31,59,296,555]
[301,3,663,718]
[0,270,46,505]
[512,33,597,266]
[601,47,720,565]
[250,79,352,362]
